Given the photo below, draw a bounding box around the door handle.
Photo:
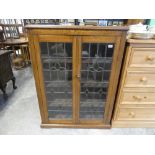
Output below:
[76,74,81,78]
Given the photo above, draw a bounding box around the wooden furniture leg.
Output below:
[0,84,8,99]
[0,50,17,99]
[12,76,17,89]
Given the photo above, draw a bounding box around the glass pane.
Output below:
[40,42,72,120]
[80,43,114,120]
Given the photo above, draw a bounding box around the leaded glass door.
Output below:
[36,35,76,124]
[77,36,116,124]
[34,34,121,126]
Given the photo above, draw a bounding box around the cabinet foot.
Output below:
[0,84,8,99]
[12,77,17,89]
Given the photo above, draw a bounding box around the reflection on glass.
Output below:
[80,43,114,119]
[40,42,72,119]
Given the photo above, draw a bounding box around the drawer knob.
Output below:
[146,56,154,61]
[133,95,142,101]
[129,112,135,118]
[140,77,147,82]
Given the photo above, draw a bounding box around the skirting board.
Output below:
[112,120,155,128]
[41,123,111,129]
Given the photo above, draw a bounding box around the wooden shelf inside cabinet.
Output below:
[26,25,128,128]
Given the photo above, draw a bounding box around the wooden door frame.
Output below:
[76,34,126,125]
[32,35,76,124]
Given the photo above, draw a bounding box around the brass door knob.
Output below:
[76,74,81,78]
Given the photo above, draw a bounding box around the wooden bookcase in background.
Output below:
[126,19,145,25]
[23,19,145,26]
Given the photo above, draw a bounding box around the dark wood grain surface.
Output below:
[25,25,129,31]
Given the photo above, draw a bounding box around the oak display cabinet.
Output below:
[26,25,128,128]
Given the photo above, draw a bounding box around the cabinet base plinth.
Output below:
[112,121,155,128]
[41,123,111,129]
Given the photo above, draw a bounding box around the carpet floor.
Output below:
[0,67,155,135]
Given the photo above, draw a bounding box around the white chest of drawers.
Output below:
[112,39,155,128]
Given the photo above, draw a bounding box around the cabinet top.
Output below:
[0,50,13,56]
[25,25,128,31]
[127,39,155,44]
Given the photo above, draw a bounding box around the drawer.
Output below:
[120,91,155,104]
[129,48,155,68]
[125,72,155,88]
[117,107,155,121]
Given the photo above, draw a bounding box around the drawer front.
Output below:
[129,48,155,68]
[117,108,155,121]
[121,92,155,104]
[125,72,155,87]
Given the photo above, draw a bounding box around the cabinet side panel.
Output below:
[27,30,48,123]
[104,31,127,124]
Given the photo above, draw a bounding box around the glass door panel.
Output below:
[80,42,114,120]
[40,42,73,120]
